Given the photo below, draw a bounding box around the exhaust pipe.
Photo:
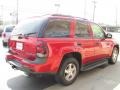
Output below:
[12,65,17,70]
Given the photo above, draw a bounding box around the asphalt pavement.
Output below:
[0,36,120,90]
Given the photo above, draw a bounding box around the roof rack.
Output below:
[52,14,88,21]
[52,14,74,18]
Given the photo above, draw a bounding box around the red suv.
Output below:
[6,14,119,85]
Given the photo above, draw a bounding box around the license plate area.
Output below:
[16,42,23,50]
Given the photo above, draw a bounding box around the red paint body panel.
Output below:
[6,14,118,74]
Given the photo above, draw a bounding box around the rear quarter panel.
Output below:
[41,38,76,72]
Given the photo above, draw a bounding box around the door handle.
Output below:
[77,43,82,46]
[95,42,99,45]
[106,43,110,45]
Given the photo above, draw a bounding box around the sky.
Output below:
[0,0,120,25]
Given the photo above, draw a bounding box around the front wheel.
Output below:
[55,58,79,86]
[109,47,119,64]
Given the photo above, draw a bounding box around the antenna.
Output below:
[92,0,97,21]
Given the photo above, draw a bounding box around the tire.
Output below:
[55,57,79,86]
[109,47,119,64]
[3,41,7,47]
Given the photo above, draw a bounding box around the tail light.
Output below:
[2,33,6,38]
[36,41,48,58]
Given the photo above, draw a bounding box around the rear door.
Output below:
[75,20,95,65]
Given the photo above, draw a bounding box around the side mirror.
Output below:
[106,33,112,38]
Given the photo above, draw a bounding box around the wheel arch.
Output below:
[57,52,82,72]
[114,44,119,53]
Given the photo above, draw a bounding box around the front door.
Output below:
[75,20,95,65]
[91,23,110,60]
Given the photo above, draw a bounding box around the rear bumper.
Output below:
[7,60,34,73]
[6,53,56,74]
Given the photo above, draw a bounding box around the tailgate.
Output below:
[9,36,37,60]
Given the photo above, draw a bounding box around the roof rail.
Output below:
[52,14,74,18]
[52,14,88,21]
[76,17,88,20]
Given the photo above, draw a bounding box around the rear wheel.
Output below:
[109,47,119,64]
[55,58,79,86]
[3,41,7,47]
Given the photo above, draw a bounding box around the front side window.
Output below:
[44,19,70,38]
[91,24,105,39]
[75,21,90,38]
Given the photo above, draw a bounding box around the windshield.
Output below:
[11,17,46,37]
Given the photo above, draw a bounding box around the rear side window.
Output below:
[75,21,90,38]
[44,19,70,38]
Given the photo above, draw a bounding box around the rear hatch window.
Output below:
[12,18,46,37]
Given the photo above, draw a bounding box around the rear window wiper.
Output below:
[12,33,37,39]
[24,32,37,36]
[23,32,37,38]
[11,33,23,36]
[17,33,25,39]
